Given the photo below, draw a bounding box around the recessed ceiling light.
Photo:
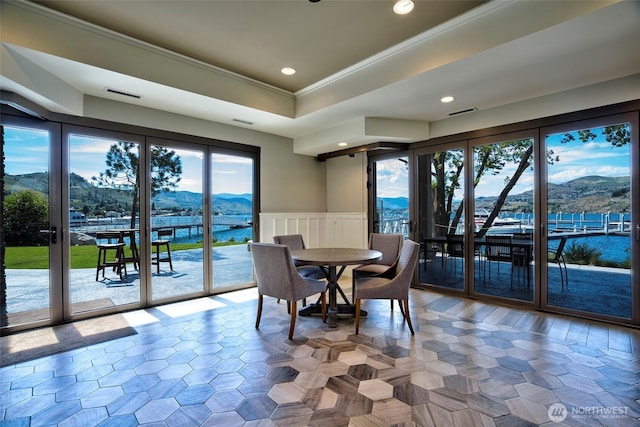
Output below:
[393,0,414,15]
[441,96,455,103]
[281,67,296,75]
[338,142,348,147]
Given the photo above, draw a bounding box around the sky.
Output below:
[4,126,253,195]
[4,124,630,199]
[374,126,630,199]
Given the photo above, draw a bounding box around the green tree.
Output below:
[93,142,182,229]
[3,190,49,246]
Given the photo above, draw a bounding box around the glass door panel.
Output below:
[417,147,465,290]
[68,133,142,313]
[371,156,409,237]
[211,153,254,290]
[150,144,204,301]
[2,124,56,328]
[545,122,632,319]
[473,137,535,303]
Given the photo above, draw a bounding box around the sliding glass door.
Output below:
[369,154,410,237]
[542,116,637,321]
[471,132,536,304]
[2,120,62,330]
[211,152,254,291]
[410,114,638,325]
[2,108,260,333]
[66,127,144,315]
[416,144,466,290]
[148,140,206,302]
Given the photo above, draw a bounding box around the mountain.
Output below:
[5,173,252,215]
[5,172,629,215]
[477,175,630,213]
[377,197,408,210]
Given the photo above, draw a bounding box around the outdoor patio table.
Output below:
[291,248,382,327]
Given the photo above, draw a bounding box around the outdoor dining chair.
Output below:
[445,234,465,276]
[548,236,569,290]
[511,232,533,288]
[95,231,127,281]
[484,235,512,282]
[353,239,420,335]
[251,243,326,340]
[151,229,174,274]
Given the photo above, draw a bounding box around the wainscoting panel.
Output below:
[260,212,367,248]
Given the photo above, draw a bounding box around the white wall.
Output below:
[260,212,367,249]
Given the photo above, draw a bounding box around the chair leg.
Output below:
[398,299,406,318]
[166,244,173,271]
[288,300,297,340]
[355,299,361,335]
[403,299,415,335]
[320,291,327,323]
[255,294,263,330]
[390,299,394,310]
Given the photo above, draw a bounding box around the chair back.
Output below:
[512,232,532,261]
[446,234,464,257]
[485,235,512,261]
[273,234,306,251]
[388,239,420,298]
[96,231,121,243]
[157,229,173,239]
[368,233,403,266]
[251,243,308,301]
[550,236,568,260]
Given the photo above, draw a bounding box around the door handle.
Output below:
[50,226,57,244]
[636,225,640,241]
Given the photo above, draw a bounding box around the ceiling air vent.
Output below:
[105,88,142,99]
[448,107,477,116]
[232,118,254,125]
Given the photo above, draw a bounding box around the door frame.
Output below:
[540,112,639,324]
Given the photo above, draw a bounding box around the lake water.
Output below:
[95,213,630,263]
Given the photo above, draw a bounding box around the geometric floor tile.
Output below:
[2,284,640,426]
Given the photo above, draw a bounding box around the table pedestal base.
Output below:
[299,304,367,328]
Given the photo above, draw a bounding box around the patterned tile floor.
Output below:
[1,284,640,426]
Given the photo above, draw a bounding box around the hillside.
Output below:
[5,173,252,215]
[6,173,628,215]
[376,175,630,214]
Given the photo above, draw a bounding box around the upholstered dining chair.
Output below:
[251,243,327,340]
[352,233,403,306]
[353,239,420,335]
[273,234,326,280]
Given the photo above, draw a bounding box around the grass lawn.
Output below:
[5,241,242,269]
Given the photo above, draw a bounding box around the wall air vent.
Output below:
[105,88,142,99]
[232,118,254,125]
[448,107,477,116]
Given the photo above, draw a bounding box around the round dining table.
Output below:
[290,248,382,327]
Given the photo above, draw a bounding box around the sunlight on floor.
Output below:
[215,287,258,303]
[155,297,227,318]
[122,310,160,326]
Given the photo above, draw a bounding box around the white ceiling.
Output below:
[2,0,640,156]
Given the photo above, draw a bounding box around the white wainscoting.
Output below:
[259,212,368,248]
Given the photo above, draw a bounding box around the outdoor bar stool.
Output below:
[152,229,174,274]
[96,232,127,281]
